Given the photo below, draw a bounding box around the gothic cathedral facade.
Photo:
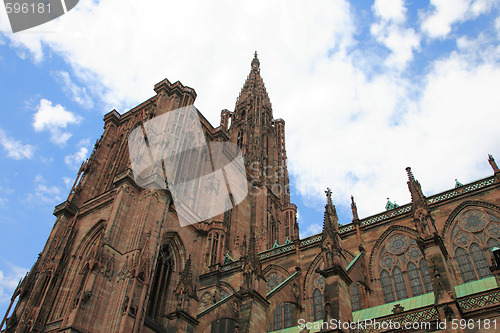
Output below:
[3,54,500,333]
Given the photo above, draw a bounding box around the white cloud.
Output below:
[52,71,94,109]
[0,264,28,306]
[0,186,14,205]
[287,37,500,220]
[33,99,82,146]
[64,147,88,170]
[421,0,496,38]
[2,0,500,224]
[371,0,421,70]
[27,174,63,204]
[300,223,323,239]
[0,0,355,111]
[0,128,35,160]
[372,0,407,23]
[63,177,73,189]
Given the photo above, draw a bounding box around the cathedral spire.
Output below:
[235,52,272,116]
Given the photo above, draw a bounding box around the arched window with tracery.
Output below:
[266,272,283,293]
[269,302,295,331]
[312,275,325,321]
[350,282,363,312]
[449,208,500,284]
[378,233,433,304]
[147,243,175,322]
[313,288,323,320]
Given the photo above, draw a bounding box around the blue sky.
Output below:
[1,0,500,317]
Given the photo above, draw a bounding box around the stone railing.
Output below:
[339,224,354,234]
[258,244,295,260]
[300,234,322,247]
[428,176,495,204]
[351,306,439,333]
[220,261,241,272]
[360,204,412,227]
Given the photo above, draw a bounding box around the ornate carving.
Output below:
[386,234,410,255]
[242,230,265,290]
[81,291,91,306]
[392,304,405,314]
[266,273,283,293]
[458,290,500,311]
[173,256,198,311]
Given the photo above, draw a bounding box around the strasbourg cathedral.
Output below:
[2,54,500,333]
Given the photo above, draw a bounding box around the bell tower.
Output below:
[219,52,297,253]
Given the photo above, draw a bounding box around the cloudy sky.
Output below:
[1,0,500,316]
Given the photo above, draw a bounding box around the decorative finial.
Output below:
[351,195,359,221]
[251,51,260,70]
[325,188,332,204]
[406,167,414,181]
[489,154,499,174]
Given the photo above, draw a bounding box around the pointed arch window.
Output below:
[419,259,433,293]
[392,266,408,300]
[449,209,499,284]
[351,283,361,312]
[73,265,89,307]
[378,234,433,304]
[313,288,323,320]
[455,247,476,283]
[407,262,424,296]
[487,238,500,255]
[380,270,395,303]
[211,233,220,266]
[237,130,243,149]
[470,243,491,279]
[34,272,52,307]
[270,302,295,331]
[147,244,174,322]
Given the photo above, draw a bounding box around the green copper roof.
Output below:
[454,276,498,298]
[353,292,434,321]
[266,271,301,299]
[346,252,363,273]
[385,199,399,210]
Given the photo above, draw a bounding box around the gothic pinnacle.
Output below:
[489,154,499,173]
[351,195,359,221]
[251,51,260,70]
[406,167,415,182]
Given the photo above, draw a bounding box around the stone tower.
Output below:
[4,54,500,333]
[2,54,297,333]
